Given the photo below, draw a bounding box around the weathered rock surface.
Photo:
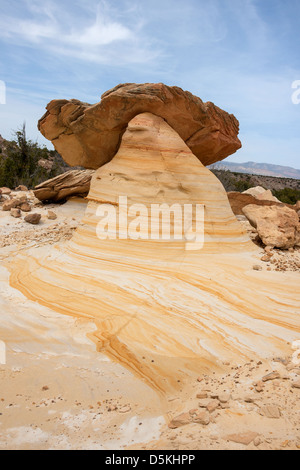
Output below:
[242,204,300,249]
[38,83,241,169]
[243,186,280,202]
[0,187,11,195]
[8,113,300,397]
[227,192,291,216]
[24,213,41,225]
[34,169,95,202]
[225,432,259,446]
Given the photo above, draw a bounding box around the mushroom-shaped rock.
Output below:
[38,83,241,169]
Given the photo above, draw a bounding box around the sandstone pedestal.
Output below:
[8,113,300,393]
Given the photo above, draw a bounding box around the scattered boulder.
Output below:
[24,213,41,225]
[2,199,19,211]
[189,409,210,425]
[259,405,281,419]
[243,186,280,203]
[262,371,281,382]
[242,204,300,249]
[15,185,28,191]
[206,400,219,413]
[47,210,57,220]
[16,195,28,204]
[19,202,31,212]
[218,392,231,403]
[0,187,11,195]
[168,412,191,429]
[225,432,259,446]
[34,169,94,202]
[10,208,21,218]
[253,265,262,271]
[292,379,300,389]
[227,192,290,216]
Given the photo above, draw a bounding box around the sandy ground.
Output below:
[0,193,300,450]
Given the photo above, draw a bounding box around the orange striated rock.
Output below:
[8,113,300,394]
[34,169,95,202]
[242,204,300,249]
[38,83,241,169]
[227,192,292,216]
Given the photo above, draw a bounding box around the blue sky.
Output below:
[0,0,299,168]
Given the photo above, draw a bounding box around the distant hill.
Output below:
[211,161,300,179]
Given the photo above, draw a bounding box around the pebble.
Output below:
[262,371,281,382]
[260,405,281,419]
[225,432,259,446]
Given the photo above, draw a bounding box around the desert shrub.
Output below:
[273,188,300,205]
[233,179,252,192]
[0,124,67,189]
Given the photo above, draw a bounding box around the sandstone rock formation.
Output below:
[242,204,300,249]
[243,186,280,203]
[228,191,286,215]
[38,83,241,169]
[8,112,300,394]
[34,169,94,202]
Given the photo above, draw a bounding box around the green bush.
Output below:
[0,124,67,189]
[273,188,300,205]
[233,179,252,192]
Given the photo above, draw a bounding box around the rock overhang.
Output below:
[38,82,242,169]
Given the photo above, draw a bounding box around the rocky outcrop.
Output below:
[8,96,300,395]
[243,186,280,203]
[10,112,258,393]
[38,83,241,169]
[242,204,300,249]
[34,169,95,202]
[228,192,284,215]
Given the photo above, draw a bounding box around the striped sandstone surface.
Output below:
[7,113,300,395]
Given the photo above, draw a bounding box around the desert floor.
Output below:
[0,194,299,450]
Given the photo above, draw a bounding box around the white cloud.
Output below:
[0,0,158,65]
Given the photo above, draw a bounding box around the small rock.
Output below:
[2,199,19,211]
[260,405,281,419]
[15,185,28,191]
[225,432,259,446]
[33,197,43,206]
[292,379,300,389]
[10,208,21,218]
[118,404,131,414]
[261,255,271,262]
[24,213,41,225]
[253,265,262,271]
[262,371,281,382]
[190,409,210,425]
[264,246,274,255]
[0,187,11,195]
[168,412,191,429]
[255,381,264,393]
[253,436,262,447]
[218,392,231,403]
[196,392,208,399]
[16,195,27,204]
[198,398,211,408]
[19,202,31,212]
[206,400,219,413]
[47,210,57,220]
